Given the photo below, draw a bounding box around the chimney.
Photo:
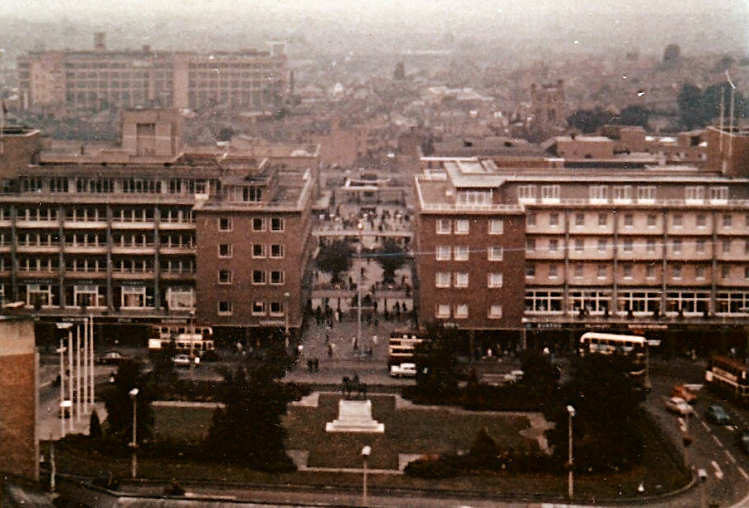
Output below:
[94,32,106,51]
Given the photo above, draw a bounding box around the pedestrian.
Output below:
[327,343,333,358]
[325,333,330,344]
[352,336,358,351]
[372,335,378,346]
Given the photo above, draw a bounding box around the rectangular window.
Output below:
[673,214,682,227]
[549,239,558,252]
[270,244,284,258]
[436,246,451,261]
[598,265,607,279]
[723,239,731,253]
[455,219,470,234]
[252,301,266,315]
[218,269,232,284]
[436,272,451,288]
[549,213,559,226]
[518,185,537,202]
[575,239,583,252]
[526,239,536,252]
[598,239,607,252]
[454,246,469,261]
[252,244,265,258]
[252,218,265,231]
[646,265,656,279]
[548,264,558,278]
[623,238,633,252]
[598,213,607,226]
[454,304,469,319]
[685,186,705,202]
[745,240,749,254]
[270,301,284,316]
[613,185,632,202]
[647,238,656,252]
[623,264,632,279]
[489,219,503,235]
[218,244,232,258]
[218,301,232,315]
[575,213,584,226]
[436,219,451,234]
[488,305,503,319]
[488,246,503,261]
[722,265,730,278]
[488,272,503,288]
[526,264,536,277]
[637,186,656,203]
[696,266,705,280]
[697,239,706,253]
[647,214,657,227]
[624,214,633,227]
[270,270,285,285]
[590,185,608,202]
[673,239,682,255]
[454,272,469,288]
[271,217,284,232]
[219,217,232,231]
[745,267,749,280]
[436,304,450,318]
[541,185,560,202]
[673,265,682,279]
[252,270,266,284]
[723,214,733,227]
[527,213,536,226]
[711,186,728,203]
[696,214,706,228]
[574,263,583,278]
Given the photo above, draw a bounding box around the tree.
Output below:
[89,410,103,440]
[206,339,297,470]
[613,105,650,128]
[376,238,406,284]
[677,83,705,130]
[316,240,353,284]
[566,108,614,134]
[102,359,154,445]
[150,337,178,390]
[519,352,560,408]
[413,323,462,399]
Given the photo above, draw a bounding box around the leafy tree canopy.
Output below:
[102,359,154,445]
[376,238,406,284]
[317,240,353,284]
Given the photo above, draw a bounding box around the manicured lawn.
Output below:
[283,393,536,469]
[153,404,215,442]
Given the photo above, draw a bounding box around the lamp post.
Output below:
[129,388,139,479]
[567,405,576,500]
[76,323,81,423]
[361,445,371,506]
[55,322,72,438]
[89,315,95,412]
[357,221,364,351]
[284,291,290,350]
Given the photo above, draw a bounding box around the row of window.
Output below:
[528,211,748,228]
[518,185,729,203]
[435,303,503,320]
[526,237,749,254]
[526,263,749,280]
[218,243,284,258]
[20,177,211,197]
[218,217,285,232]
[217,300,286,316]
[435,272,503,288]
[436,218,503,235]
[218,269,286,285]
[435,246,503,261]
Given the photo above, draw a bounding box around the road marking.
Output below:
[725,450,737,464]
[712,460,725,480]
[713,434,724,448]
[738,466,749,481]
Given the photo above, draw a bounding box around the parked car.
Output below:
[671,384,697,404]
[665,396,694,416]
[390,363,417,378]
[737,430,749,454]
[97,351,127,365]
[705,404,731,425]
[172,354,192,368]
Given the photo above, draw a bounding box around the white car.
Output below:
[665,396,694,416]
[390,363,417,378]
[172,354,192,368]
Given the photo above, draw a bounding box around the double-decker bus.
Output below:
[705,355,749,401]
[388,329,429,367]
[148,324,215,358]
[578,332,650,388]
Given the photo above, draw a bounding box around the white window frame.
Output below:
[436,219,451,234]
[218,217,232,232]
[454,272,469,288]
[270,270,285,285]
[436,304,451,318]
[541,185,560,203]
[252,270,267,285]
[685,186,705,204]
[526,264,536,278]
[637,186,656,204]
[613,185,632,203]
[218,243,233,258]
[218,301,232,316]
[436,246,451,261]
[575,239,584,252]
[270,217,285,232]
[218,269,232,284]
[710,186,728,204]
[526,238,536,252]
[454,246,469,261]
[270,244,284,259]
[252,217,266,232]
[590,185,608,203]
[488,272,503,288]
[489,219,504,235]
[488,246,503,261]
[435,272,451,288]
[548,264,558,279]
[454,304,469,319]
[518,185,537,203]
[252,244,266,258]
[252,301,266,316]
[488,304,503,319]
[454,219,470,235]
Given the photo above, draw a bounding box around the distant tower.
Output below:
[530,79,566,134]
[94,32,106,51]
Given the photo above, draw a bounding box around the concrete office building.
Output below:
[17,33,287,115]
[414,127,749,351]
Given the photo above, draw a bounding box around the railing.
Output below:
[420,203,523,212]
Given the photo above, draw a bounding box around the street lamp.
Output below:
[361,445,371,506]
[567,405,576,500]
[129,388,139,479]
[284,291,291,349]
[55,322,72,438]
[357,221,364,351]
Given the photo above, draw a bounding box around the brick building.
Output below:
[0,317,37,481]
[17,33,287,115]
[414,127,749,352]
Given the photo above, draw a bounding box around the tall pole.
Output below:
[76,324,81,423]
[67,329,73,426]
[83,320,88,413]
[89,316,94,411]
[357,222,363,350]
[130,389,138,479]
[567,405,575,500]
[284,292,290,350]
[58,339,65,437]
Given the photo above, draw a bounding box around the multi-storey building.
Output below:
[414,127,749,352]
[0,110,316,341]
[17,33,287,115]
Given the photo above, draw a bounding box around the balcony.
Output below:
[111,244,156,255]
[64,243,107,254]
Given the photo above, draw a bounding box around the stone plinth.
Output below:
[325,399,384,433]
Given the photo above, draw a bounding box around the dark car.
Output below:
[705,405,731,425]
[738,430,749,454]
[97,351,127,365]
